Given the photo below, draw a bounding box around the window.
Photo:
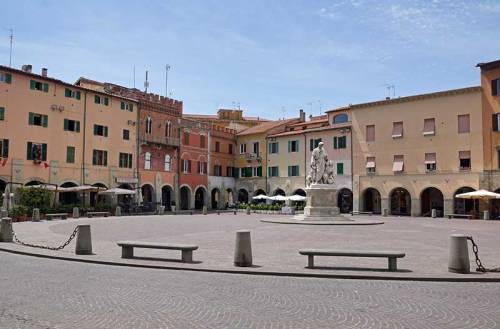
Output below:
[119,153,133,168]
[458,114,470,134]
[252,166,262,177]
[309,138,322,151]
[229,144,234,154]
[0,139,9,157]
[215,141,220,152]
[226,166,234,177]
[27,142,47,162]
[337,162,344,175]
[459,151,471,170]
[288,140,299,152]
[165,121,172,137]
[333,113,349,124]
[493,113,500,132]
[241,167,252,177]
[366,125,375,142]
[253,142,259,155]
[200,135,206,148]
[393,155,404,172]
[64,88,81,100]
[214,165,222,176]
[144,152,151,170]
[425,153,436,172]
[288,165,300,177]
[0,107,4,121]
[181,159,191,173]
[498,149,500,169]
[120,101,133,112]
[492,78,500,96]
[0,72,12,84]
[366,156,376,174]
[30,80,48,92]
[198,161,207,174]
[63,119,80,132]
[268,166,279,177]
[66,146,75,163]
[392,122,403,138]
[240,143,247,154]
[94,95,109,106]
[183,131,190,145]
[92,149,107,166]
[28,113,48,127]
[146,117,153,134]
[93,124,108,137]
[333,136,346,149]
[123,129,130,140]
[269,142,279,154]
[164,155,171,171]
[423,118,435,136]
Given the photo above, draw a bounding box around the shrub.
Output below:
[9,205,29,220]
[18,187,53,215]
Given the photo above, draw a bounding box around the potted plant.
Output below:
[9,205,29,222]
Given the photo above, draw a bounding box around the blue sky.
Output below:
[1,0,499,119]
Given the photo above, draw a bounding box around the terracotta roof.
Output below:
[326,86,481,112]
[268,122,351,138]
[477,60,500,71]
[74,77,104,86]
[237,118,300,136]
[288,118,328,127]
[183,113,270,121]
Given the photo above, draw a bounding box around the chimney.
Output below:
[21,64,32,73]
[385,97,391,100]
[299,109,305,122]
[41,68,48,77]
[308,114,313,121]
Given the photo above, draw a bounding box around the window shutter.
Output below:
[92,150,97,165]
[28,112,34,125]
[0,107,4,120]
[42,115,48,127]
[76,91,81,100]
[129,154,133,168]
[65,88,72,97]
[188,160,192,173]
[63,119,68,131]
[288,166,291,177]
[233,168,239,178]
[204,162,208,174]
[268,143,272,154]
[337,163,344,175]
[129,104,133,112]
[493,79,498,96]
[5,73,11,84]
[493,114,499,132]
[27,142,33,160]
[76,121,80,132]
[3,139,8,157]
[93,125,98,135]
[30,80,36,90]
[121,102,125,110]
[104,126,108,137]
[103,151,108,166]
[310,139,313,151]
[43,83,49,92]
[104,98,109,106]
[94,95,100,104]
[41,144,47,161]
[257,166,262,177]
[296,140,299,152]
[333,137,338,149]
[288,141,291,152]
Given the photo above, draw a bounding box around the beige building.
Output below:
[344,87,483,217]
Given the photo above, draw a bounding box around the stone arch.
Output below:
[211,188,221,209]
[273,188,286,196]
[180,185,192,210]
[361,187,381,214]
[225,188,235,207]
[389,187,412,216]
[59,181,79,205]
[453,186,477,215]
[90,182,108,206]
[333,113,349,124]
[238,188,249,204]
[141,183,155,204]
[24,178,45,186]
[337,188,353,214]
[490,188,500,219]
[293,188,306,196]
[420,187,444,217]
[161,184,174,210]
[194,186,207,210]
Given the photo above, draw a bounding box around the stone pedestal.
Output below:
[299,184,347,221]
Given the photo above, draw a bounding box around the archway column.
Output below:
[381,198,389,215]
[444,199,453,217]
[411,198,420,217]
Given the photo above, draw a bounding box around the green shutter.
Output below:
[103,151,108,166]
[128,154,132,168]
[129,104,133,112]
[104,97,109,106]
[333,137,337,149]
[0,107,4,120]
[121,102,125,110]
[288,166,291,177]
[27,142,33,160]
[5,73,12,84]
[268,143,272,154]
[93,125,98,135]
[337,163,344,175]
[76,91,81,100]
[42,115,48,127]
[276,142,279,153]
[234,168,239,178]
[41,144,47,161]
[43,83,49,92]
[310,139,313,151]
[28,112,34,125]
[3,139,9,157]
[64,119,68,131]
[104,126,108,137]
[92,150,97,165]
[296,140,299,152]
[67,147,75,163]
[288,141,291,152]
[257,166,262,177]
[65,88,72,97]
[30,80,36,90]
[95,95,100,104]
[76,121,80,132]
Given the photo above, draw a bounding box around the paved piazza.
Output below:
[2,213,500,280]
[0,252,499,329]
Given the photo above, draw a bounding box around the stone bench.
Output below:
[45,213,68,220]
[87,211,111,218]
[117,241,199,262]
[298,249,406,271]
[447,213,473,219]
[351,211,373,216]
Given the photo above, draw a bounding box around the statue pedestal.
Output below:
[297,184,350,221]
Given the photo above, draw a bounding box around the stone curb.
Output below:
[1,246,499,283]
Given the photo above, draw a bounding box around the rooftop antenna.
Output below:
[5,28,13,67]
[317,100,322,116]
[165,64,171,97]
[144,70,149,93]
[232,101,240,110]
[382,84,395,98]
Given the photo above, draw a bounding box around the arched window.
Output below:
[144,152,151,170]
[333,113,349,124]
[164,154,171,171]
[165,121,172,137]
[146,117,153,134]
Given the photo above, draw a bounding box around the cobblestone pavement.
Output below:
[0,253,499,329]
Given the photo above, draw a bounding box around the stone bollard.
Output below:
[483,210,489,220]
[0,208,8,219]
[115,206,121,217]
[32,208,41,222]
[234,230,252,267]
[75,225,92,255]
[431,209,436,218]
[158,206,165,215]
[448,234,470,274]
[246,207,251,215]
[383,208,388,217]
[0,217,13,242]
[171,205,176,214]
[72,207,80,219]
[203,206,207,215]
[234,210,237,215]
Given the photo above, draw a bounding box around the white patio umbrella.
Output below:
[98,188,136,195]
[252,194,269,200]
[455,189,500,200]
[288,194,306,202]
[62,185,106,192]
[269,195,288,201]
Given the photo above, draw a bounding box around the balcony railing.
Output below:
[140,134,180,147]
[243,152,262,162]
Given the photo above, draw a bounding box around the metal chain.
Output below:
[467,236,500,272]
[13,226,79,251]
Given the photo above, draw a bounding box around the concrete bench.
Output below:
[351,211,373,216]
[87,211,111,218]
[117,241,199,262]
[45,213,67,220]
[298,249,406,271]
[447,213,473,219]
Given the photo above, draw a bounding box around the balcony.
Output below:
[140,134,180,147]
[243,152,262,162]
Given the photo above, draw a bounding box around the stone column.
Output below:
[444,199,454,217]
[381,198,389,215]
[411,198,420,217]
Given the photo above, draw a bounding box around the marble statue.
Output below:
[307,142,335,186]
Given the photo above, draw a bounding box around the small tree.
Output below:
[18,187,54,215]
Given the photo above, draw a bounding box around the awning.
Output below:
[459,151,471,159]
[393,156,404,172]
[392,122,403,138]
[366,157,375,168]
[423,118,435,135]
[98,188,135,195]
[425,153,436,164]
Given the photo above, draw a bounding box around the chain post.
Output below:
[467,236,500,273]
[12,226,79,251]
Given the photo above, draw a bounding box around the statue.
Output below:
[307,142,335,186]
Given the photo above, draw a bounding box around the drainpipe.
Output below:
[81,91,87,185]
[265,136,268,195]
[136,103,141,193]
[303,132,307,187]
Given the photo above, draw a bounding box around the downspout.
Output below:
[350,126,355,211]
[82,91,87,185]
[136,103,141,193]
[265,136,268,195]
[303,132,307,187]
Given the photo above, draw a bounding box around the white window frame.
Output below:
[164,154,171,172]
[144,152,151,170]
